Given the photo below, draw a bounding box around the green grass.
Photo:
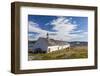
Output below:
[28,46,88,60]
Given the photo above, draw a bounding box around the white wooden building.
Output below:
[32,33,70,53]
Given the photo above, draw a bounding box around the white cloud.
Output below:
[28,17,88,41]
[28,21,47,40]
[48,17,87,41]
[50,17,77,34]
[28,33,36,41]
[28,21,55,40]
[48,17,77,41]
[29,21,46,34]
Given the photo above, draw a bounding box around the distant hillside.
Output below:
[28,40,87,47]
[28,41,36,49]
[69,41,88,47]
[28,41,36,44]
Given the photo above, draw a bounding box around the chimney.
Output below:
[47,33,49,39]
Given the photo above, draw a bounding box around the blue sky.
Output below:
[28,15,88,41]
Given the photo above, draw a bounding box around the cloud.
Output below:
[48,17,87,41]
[28,33,37,41]
[28,21,55,40]
[29,21,46,34]
[28,17,88,41]
[47,17,78,41]
[51,17,77,32]
[28,21,46,40]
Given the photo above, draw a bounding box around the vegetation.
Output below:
[28,46,88,60]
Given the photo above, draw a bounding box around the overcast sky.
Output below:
[28,15,88,41]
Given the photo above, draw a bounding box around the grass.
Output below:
[28,46,88,60]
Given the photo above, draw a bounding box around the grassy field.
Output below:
[28,46,88,60]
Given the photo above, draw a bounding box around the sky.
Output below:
[28,15,88,41]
